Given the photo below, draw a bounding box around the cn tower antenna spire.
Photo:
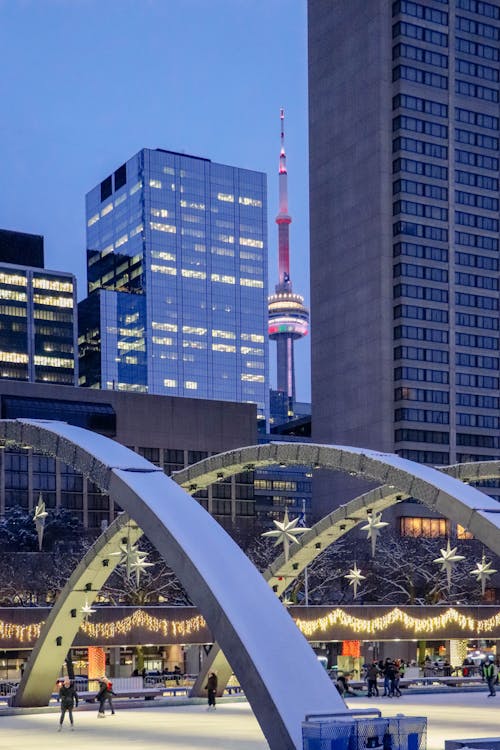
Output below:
[268,108,309,413]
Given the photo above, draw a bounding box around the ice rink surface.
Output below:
[1,691,499,749]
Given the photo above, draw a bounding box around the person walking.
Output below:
[96,675,116,717]
[58,677,78,731]
[484,655,498,697]
[366,661,380,697]
[205,671,218,710]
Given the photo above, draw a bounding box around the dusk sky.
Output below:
[0,0,311,401]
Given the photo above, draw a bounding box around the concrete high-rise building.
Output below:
[79,148,269,425]
[0,229,77,386]
[268,110,309,418]
[309,0,500,486]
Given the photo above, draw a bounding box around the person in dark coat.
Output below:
[58,677,78,731]
[366,661,380,697]
[96,675,115,717]
[205,671,218,710]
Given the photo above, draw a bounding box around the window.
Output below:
[392,1,448,26]
[393,242,448,262]
[393,65,448,90]
[393,222,448,242]
[393,94,448,116]
[392,43,448,69]
[394,158,447,180]
[114,163,127,191]
[393,136,448,159]
[394,346,449,364]
[394,263,448,282]
[392,21,448,47]
[100,176,112,202]
[400,517,449,537]
[456,79,499,102]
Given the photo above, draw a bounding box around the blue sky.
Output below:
[0,0,311,401]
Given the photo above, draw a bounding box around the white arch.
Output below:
[0,420,342,750]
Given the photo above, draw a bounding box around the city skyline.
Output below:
[0,0,311,401]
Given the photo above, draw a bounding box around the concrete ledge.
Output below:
[445,739,500,750]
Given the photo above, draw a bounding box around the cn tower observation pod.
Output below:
[4,419,343,750]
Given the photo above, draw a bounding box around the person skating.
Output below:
[58,677,78,731]
[366,661,380,697]
[96,675,116,716]
[484,655,498,697]
[205,671,218,710]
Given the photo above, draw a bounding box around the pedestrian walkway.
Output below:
[1,691,499,749]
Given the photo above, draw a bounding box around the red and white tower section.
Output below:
[268,109,309,409]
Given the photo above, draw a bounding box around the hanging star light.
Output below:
[80,599,96,617]
[433,540,465,589]
[261,509,310,562]
[110,538,141,578]
[130,551,154,586]
[345,563,366,599]
[360,512,389,556]
[33,494,48,551]
[470,553,498,596]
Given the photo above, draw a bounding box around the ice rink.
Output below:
[1,691,499,749]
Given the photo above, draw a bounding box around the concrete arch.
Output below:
[15,513,143,707]
[177,443,500,696]
[0,420,342,750]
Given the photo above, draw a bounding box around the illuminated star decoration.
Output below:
[433,540,465,589]
[345,563,366,599]
[33,494,48,551]
[80,599,96,618]
[261,509,309,562]
[130,550,154,586]
[360,512,389,556]
[470,553,498,596]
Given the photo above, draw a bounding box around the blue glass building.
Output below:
[79,148,269,424]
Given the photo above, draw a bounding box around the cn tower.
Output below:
[268,109,309,415]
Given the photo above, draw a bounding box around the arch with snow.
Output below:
[3,420,342,750]
[173,443,500,695]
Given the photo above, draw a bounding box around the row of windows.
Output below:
[456,333,499,350]
[456,36,500,61]
[456,352,498,369]
[394,200,447,221]
[458,413,500,428]
[456,211,499,232]
[393,93,448,117]
[394,283,448,302]
[457,0,500,20]
[456,251,498,270]
[394,304,448,323]
[392,21,448,47]
[393,114,448,138]
[455,191,499,211]
[455,128,499,149]
[392,43,448,68]
[393,242,448,262]
[394,136,447,159]
[457,434,500,448]
[456,15,500,40]
[393,1,448,26]
[456,79,499,102]
[395,364,449,381]
[394,327,449,344]
[456,311,499,330]
[456,272,498,290]
[393,65,448,90]
[455,372,500,391]
[393,222,448,242]
[456,231,498,251]
[395,387,449,404]
[455,149,499,170]
[394,158,447,180]
[394,345,449,364]
[393,180,448,200]
[457,392,499,407]
[456,291,498,310]
[400,517,449,538]
[395,429,449,444]
[396,408,449,424]
[456,58,499,82]
[456,107,499,130]
[455,170,498,191]
[394,263,448,282]
[397,449,449,464]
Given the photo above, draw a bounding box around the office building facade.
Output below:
[309,0,500,479]
[79,148,269,423]
[0,230,77,386]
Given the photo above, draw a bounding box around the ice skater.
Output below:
[58,677,78,731]
[205,671,218,710]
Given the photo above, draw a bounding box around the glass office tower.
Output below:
[79,148,269,423]
[309,0,500,508]
[0,230,77,385]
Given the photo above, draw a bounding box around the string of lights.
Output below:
[79,610,208,640]
[294,607,500,637]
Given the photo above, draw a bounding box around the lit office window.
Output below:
[185,381,198,389]
[400,517,449,537]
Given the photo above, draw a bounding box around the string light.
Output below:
[0,621,43,642]
[79,609,207,640]
[293,607,500,637]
